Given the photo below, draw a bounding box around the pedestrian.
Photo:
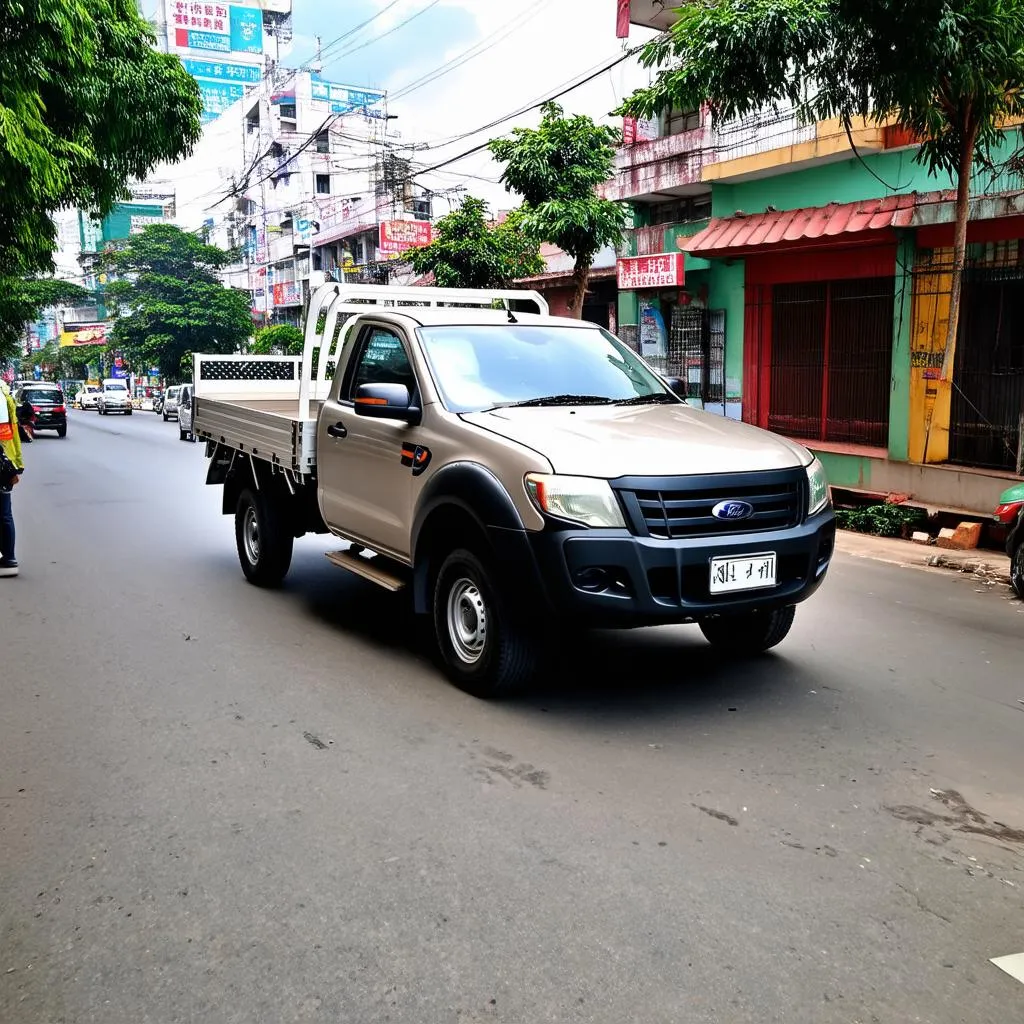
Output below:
[0,379,25,577]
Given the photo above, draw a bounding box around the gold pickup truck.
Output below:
[193,284,834,697]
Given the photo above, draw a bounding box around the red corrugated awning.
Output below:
[683,194,920,258]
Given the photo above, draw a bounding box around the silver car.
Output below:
[177,384,195,442]
[162,385,182,421]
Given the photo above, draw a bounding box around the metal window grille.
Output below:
[644,307,725,404]
[766,277,894,446]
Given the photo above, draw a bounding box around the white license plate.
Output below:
[709,552,777,594]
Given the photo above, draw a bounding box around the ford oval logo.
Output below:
[712,500,755,521]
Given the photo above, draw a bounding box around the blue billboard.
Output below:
[229,6,263,54]
[311,74,385,116]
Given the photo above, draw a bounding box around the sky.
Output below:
[284,0,658,212]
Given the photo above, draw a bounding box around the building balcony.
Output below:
[627,0,679,30]
[266,232,296,263]
[601,126,710,203]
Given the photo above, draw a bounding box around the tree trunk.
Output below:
[941,127,979,380]
[568,261,591,319]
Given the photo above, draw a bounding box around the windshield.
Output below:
[167,387,180,398]
[23,388,62,403]
[105,384,127,393]
[416,325,672,414]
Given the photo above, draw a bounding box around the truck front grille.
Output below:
[615,470,805,540]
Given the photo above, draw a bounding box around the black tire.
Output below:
[432,547,538,698]
[179,427,187,441]
[699,605,796,655]
[234,487,293,588]
[1010,536,1024,600]
[56,425,67,438]
[163,412,169,421]
[126,409,132,416]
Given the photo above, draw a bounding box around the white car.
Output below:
[78,385,101,410]
[97,380,133,416]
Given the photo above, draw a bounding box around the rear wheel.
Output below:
[125,409,132,416]
[1010,535,1024,599]
[699,605,796,655]
[179,427,187,441]
[56,425,67,438]
[234,487,293,588]
[432,547,538,698]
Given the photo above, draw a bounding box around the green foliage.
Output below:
[0,276,90,361]
[22,340,94,383]
[620,0,1024,365]
[0,0,203,278]
[488,104,627,316]
[408,197,543,288]
[834,504,927,537]
[101,224,252,379]
[251,323,304,356]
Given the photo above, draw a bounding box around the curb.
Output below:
[835,530,1014,588]
[922,551,1013,587]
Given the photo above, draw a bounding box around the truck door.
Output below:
[318,323,419,560]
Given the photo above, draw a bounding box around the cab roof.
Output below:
[357,308,601,330]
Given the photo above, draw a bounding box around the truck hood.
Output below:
[460,403,812,478]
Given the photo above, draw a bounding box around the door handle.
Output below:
[326,421,347,439]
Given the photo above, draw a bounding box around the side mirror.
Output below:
[354,383,421,425]
[664,377,688,399]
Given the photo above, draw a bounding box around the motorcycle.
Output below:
[993,482,1024,598]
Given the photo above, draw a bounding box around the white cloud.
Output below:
[375,0,659,211]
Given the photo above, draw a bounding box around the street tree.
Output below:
[407,197,544,288]
[102,225,252,379]
[619,0,1024,376]
[0,277,90,362]
[488,104,627,318]
[0,1,202,279]
[250,324,304,355]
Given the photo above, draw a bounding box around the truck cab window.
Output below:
[347,328,416,399]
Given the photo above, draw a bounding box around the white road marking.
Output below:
[990,952,1024,985]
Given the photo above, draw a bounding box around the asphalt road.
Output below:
[2,408,1023,1024]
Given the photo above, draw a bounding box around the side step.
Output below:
[326,549,408,592]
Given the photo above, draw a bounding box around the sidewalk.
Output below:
[836,529,1013,587]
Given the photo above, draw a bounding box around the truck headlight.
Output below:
[806,458,830,516]
[525,474,626,529]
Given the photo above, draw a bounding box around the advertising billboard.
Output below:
[60,323,109,348]
[378,220,433,254]
[166,2,264,58]
[311,74,385,115]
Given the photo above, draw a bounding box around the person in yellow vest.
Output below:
[0,380,25,576]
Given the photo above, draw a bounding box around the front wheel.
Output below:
[699,605,796,655]
[432,548,538,698]
[125,409,132,416]
[1010,536,1024,599]
[234,487,293,588]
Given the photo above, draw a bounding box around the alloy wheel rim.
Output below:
[446,577,488,664]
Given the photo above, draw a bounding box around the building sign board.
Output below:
[167,2,263,57]
[378,220,433,254]
[311,74,385,115]
[60,323,109,348]
[617,252,685,290]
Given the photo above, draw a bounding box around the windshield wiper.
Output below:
[489,394,615,409]
[614,392,680,406]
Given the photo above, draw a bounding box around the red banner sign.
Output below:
[379,220,433,254]
[616,0,631,38]
[617,253,685,290]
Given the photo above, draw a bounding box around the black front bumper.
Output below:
[489,511,835,627]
